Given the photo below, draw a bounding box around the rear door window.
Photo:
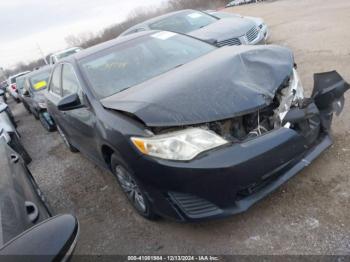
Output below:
[49,65,62,96]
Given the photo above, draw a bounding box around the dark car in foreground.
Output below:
[46,31,349,222]
[0,133,79,259]
[22,66,56,131]
[119,9,268,46]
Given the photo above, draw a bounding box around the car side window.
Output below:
[62,64,81,98]
[23,79,31,95]
[49,65,62,96]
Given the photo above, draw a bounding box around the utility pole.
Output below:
[0,67,6,82]
[36,42,48,65]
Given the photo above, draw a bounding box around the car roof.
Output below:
[63,30,161,62]
[9,71,31,79]
[24,66,52,78]
[51,47,81,56]
[123,9,197,33]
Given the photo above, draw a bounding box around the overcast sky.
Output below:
[0,0,164,69]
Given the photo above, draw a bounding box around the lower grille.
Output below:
[246,26,259,43]
[169,192,223,219]
[216,37,241,47]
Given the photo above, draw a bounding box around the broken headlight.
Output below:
[290,68,304,102]
[131,128,228,161]
[277,68,304,122]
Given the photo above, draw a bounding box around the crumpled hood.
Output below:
[189,17,256,42]
[101,45,294,127]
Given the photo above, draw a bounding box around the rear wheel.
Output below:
[111,153,158,220]
[57,125,78,153]
[39,113,56,132]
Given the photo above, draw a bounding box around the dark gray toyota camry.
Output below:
[46,31,349,222]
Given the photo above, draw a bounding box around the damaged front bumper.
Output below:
[133,71,349,222]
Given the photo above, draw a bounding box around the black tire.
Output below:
[111,153,158,220]
[39,113,56,132]
[33,109,39,120]
[9,134,32,165]
[57,125,79,153]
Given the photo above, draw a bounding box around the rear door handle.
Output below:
[10,154,19,163]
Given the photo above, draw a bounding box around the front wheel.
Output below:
[111,154,158,220]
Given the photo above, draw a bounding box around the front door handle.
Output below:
[25,201,39,223]
[10,154,19,163]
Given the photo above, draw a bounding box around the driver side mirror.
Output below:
[0,214,79,260]
[57,93,84,111]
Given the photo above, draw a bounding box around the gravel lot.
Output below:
[9,0,350,256]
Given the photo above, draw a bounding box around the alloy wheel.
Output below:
[115,165,147,213]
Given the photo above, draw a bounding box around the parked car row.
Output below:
[3,7,350,224]
[226,0,261,8]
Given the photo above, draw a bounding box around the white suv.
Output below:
[49,47,82,65]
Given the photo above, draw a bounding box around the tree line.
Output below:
[5,0,227,76]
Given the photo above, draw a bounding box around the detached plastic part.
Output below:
[312,71,350,111]
[312,71,350,130]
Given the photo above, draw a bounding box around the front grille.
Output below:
[169,192,223,219]
[246,26,259,43]
[216,37,241,47]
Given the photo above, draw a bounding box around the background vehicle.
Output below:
[119,9,268,47]
[205,10,268,41]
[46,31,349,221]
[22,66,56,131]
[0,134,79,259]
[49,47,82,65]
[226,0,255,7]
[16,74,31,112]
[7,71,30,102]
[0,101,31,164]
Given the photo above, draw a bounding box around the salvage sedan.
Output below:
[46,31,349,222]
[119,9,268,46]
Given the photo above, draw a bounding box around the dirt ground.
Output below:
[9,0,350,256]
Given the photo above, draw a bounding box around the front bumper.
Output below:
[134,127,330,222]
[131,71,349,222]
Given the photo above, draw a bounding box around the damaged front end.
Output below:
[148,70,349,153]
[129,70,349,221]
